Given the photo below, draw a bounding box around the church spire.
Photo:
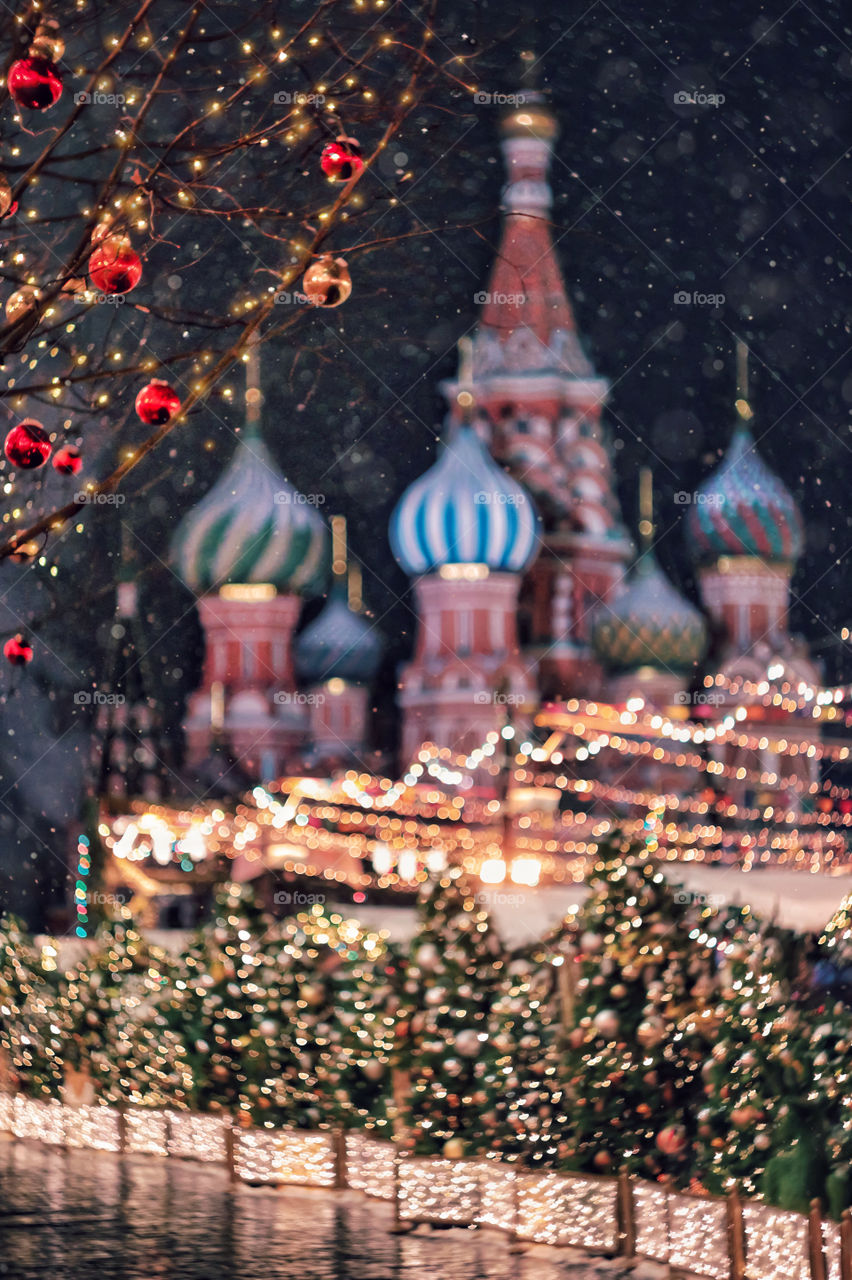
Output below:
[244,331,263,437]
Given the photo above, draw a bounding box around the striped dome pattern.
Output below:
[688,424,803,565]
[295,585,383,685]
[172,434,328,595]
[591,553,707,674]
[389,426,540,576]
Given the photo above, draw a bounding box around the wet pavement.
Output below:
[0,1137,609,1280]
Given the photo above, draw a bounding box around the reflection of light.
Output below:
[626,697,644,713]
[425,849,446,873]
[372,842,393,875]
[151,824,173,866]
[177,825,206,862]
[510,857,540,887]
[480,857,506,885]
[113,823,138,859]
[397,849,418,881]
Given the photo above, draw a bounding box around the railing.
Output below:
[1,1092,850,1278]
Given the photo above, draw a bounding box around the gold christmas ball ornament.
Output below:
[303,254,352,308]
[443,1137,465,1159]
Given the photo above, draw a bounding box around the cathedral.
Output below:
[168,87,819,817]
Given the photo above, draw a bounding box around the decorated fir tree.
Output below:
[560,836,717,1179]
[394,864,506,1158]
[0,915,64,1099]
[60,913,172,1104]
[485,933,572,1167]
[695,919,834,1210]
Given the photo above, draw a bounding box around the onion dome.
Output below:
[295,583,383,685]
[389,425,540,576]
[688,423,803,565]
[172,432,328,595]
[591,553,707,674]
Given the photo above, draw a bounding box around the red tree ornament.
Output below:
[135,380,181,426]
[52,445,82,475]
[4,420,52,469]
[89,237,142,295]
[7,57,62,111]
[655,1124,688,1155]
[320,136,364,182]
[3,634,33,666]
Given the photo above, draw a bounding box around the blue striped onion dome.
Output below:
[389,425,540,575]
[591,552,707,673]
[688,423,803,565]
[295,583,383,685]
[171,432,328,595]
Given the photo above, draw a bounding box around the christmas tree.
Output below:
[395,864,505,1158]
[560,836,717,1178]
[0,915,64,1098]
[60,913,172,1104]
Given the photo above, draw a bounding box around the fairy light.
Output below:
[75,836,91,938]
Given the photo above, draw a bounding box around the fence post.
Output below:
[727,1185,746,1280]
[618,1168,636,1262]
[507,1170,526,1254]
[224,1123,238,1185]
[840,1208,852,1280]
[389,1147,412,1235]
[116,1102,127,1155]
[808,1200,827,1280]
[334,1127,348,1190]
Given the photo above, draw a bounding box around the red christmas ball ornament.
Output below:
[7,57,62,111]
[656,1124,688,1156]
[89,237,142,295]
[52,445,82,476]
[3,634,33,666]
[135,380,181,426]
[320,136,363,182]
[4,420,51,470]
[302,254,352,308]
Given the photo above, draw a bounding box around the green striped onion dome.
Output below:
[171,432,328,595]
[591,552,707,674]
[688,423,803,565]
